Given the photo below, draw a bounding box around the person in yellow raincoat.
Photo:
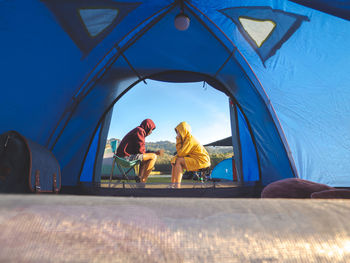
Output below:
[170,121,210,188]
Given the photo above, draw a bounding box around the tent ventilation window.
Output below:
[238,17,276,47]
[78,8,119,37]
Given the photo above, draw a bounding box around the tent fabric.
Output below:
[204,137,233,147]
[80,125,101,182]
[43,0,142,54]
[219,6,309,64]
[228,99,244,183]
[211,158,235,181]
[92,108,113,183]
[1,0,350,189]
[289,0,350,21]
[237,106,260,182]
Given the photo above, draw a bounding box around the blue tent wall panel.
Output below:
[80,125,101,182]
[0,0,89,144]
[123,8,230,74]
[188,0,350,186]
[116,1,346,187]
[241,6,350,186]
[93,107,113,183]
[237,106,259,182]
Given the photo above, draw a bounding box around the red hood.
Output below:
[140,119,156,135]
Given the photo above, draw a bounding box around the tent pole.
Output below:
[229,98,243,183]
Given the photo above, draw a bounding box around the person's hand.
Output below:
[156,149,164,156]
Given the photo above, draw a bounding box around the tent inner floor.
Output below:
[1,194,350,262]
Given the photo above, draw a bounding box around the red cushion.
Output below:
[261,178,335,198]
[311,189,350,199]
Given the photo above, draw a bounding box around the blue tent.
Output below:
[1,0,350,191]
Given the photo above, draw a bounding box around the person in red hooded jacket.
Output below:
[116,119,163,183]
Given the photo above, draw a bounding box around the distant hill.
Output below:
[106,139,233,155]
[146,141,176,154]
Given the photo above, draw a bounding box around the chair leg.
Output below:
[116,165,126,180]
[125,167,135,180]
[116,165,138,189]
[110,159,141,189]
[199,172,204,188]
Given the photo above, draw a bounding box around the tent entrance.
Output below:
[75,73,262,198]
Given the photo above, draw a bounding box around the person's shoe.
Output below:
[135,176,141,183]
[167,183,181,189]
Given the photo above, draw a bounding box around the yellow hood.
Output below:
[175,121,191,140]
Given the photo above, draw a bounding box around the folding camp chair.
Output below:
[108,140,140,188]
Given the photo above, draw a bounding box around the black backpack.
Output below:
[0,131,61,193]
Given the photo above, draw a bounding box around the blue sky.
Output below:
[108,79,232,144]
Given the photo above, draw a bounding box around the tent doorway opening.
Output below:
[78,74,261,197]
[102,80,235,189]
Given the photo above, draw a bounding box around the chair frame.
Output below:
[109,155,140,188]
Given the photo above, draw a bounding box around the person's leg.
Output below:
[173,157,187,188]
[171,163,176,183]
[139,153,157,183]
